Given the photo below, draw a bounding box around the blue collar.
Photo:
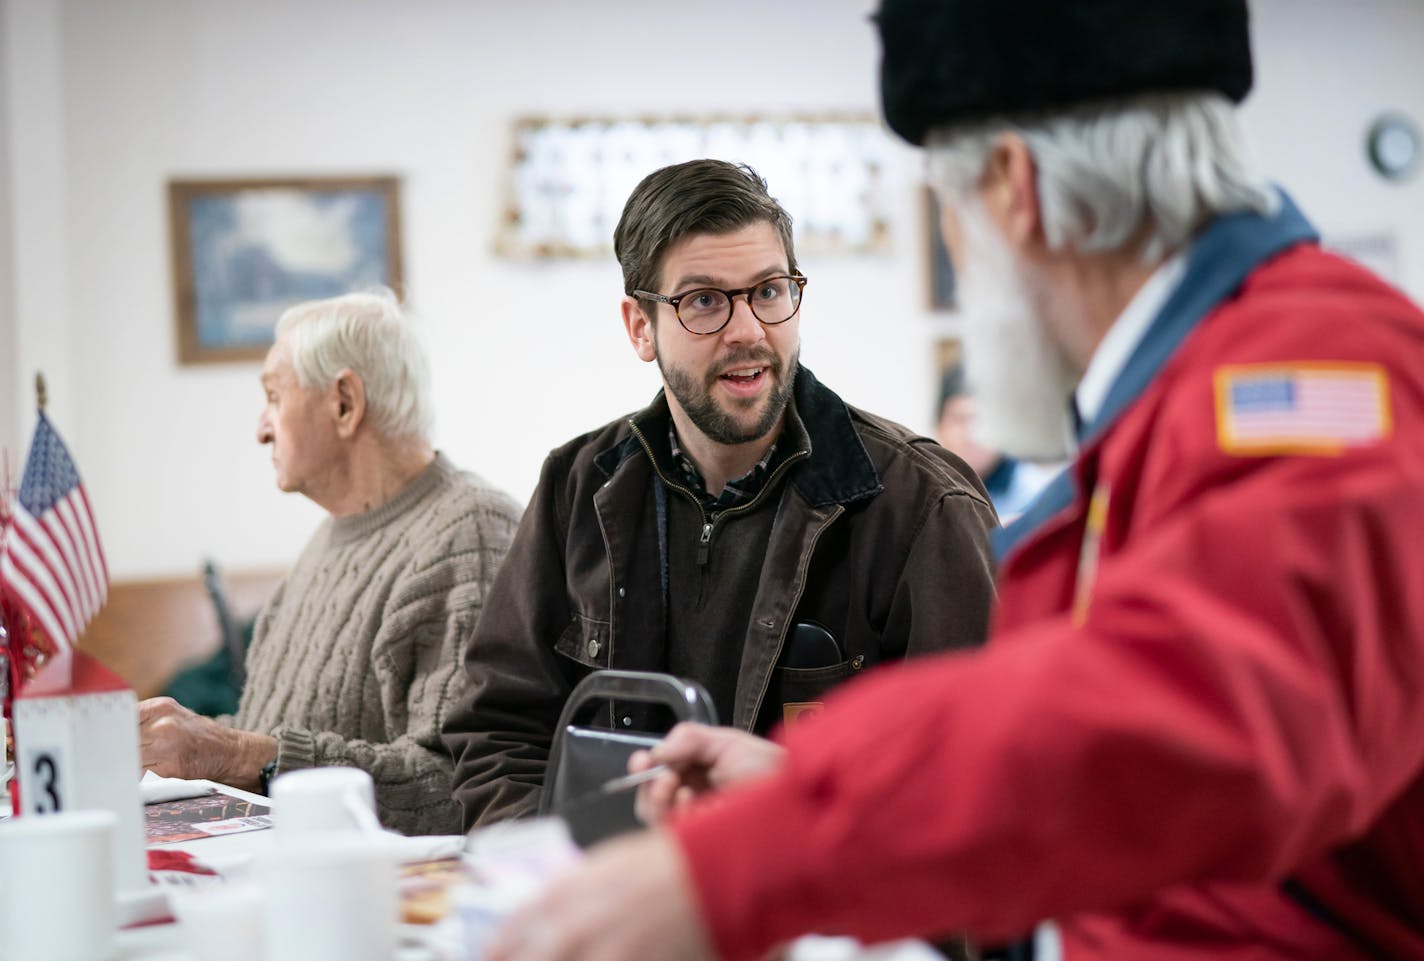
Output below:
[991,193,1320,563]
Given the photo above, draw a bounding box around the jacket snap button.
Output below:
[851,654,865,670]
[618,586,625,598]
[586,637,601,658]
[621,716,633,727]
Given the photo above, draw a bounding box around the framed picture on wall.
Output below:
[925,186,957,311]
[496,114,897,259]
[168,176,403,364]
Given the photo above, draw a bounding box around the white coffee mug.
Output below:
[269,766,380,834]
[260,833,400,961]
[0,810,116,961]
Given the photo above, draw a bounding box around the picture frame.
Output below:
[925,186,957,311]
[496,114,896,258]
[934,337,963,383]
[168,176,403,364]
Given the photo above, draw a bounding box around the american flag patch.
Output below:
[1214,363,1391,455]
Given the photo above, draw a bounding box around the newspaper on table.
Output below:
[141,772,272,846]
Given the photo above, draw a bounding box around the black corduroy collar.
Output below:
[594,366,881,509]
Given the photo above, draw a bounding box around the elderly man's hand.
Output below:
[138,696,276,792]
[631,722,787,826]
[487,829,715,961]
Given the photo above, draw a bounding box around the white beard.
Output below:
[955,202,1077,463]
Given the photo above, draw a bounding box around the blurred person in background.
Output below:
[935,360,1055,520]
[139,289,522,836]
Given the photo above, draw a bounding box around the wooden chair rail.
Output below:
[78,570,283,699]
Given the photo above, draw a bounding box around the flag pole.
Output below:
[34,372,46,412]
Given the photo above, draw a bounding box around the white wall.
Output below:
[1244,0,1424,292]
[4,0,77,474]
[3,0,1423,579]
[0,0,15,466]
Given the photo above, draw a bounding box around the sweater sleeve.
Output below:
[672,433,1424,958]
[274,489,522,837]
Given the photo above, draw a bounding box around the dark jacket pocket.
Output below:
[773,658,859,708]
[553,614,612,670]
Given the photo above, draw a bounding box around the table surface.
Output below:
[116,924,188,961]
[15,778,939,961]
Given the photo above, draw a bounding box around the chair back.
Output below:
[201,558,247,687]
[541,670,716,846]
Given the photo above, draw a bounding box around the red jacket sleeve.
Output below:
[671,434,1424,959]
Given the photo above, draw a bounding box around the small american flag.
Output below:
[0,411,108,650]
[1215,363,1390,455]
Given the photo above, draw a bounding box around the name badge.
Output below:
[783,701,825,725]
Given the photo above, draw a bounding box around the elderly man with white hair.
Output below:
[483,1,1424,959]
[139,289,521,836]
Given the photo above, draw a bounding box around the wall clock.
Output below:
[1366,114,1421,182]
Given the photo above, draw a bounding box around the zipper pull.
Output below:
[697,521,712,566]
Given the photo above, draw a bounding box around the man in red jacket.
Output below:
[487,1,1424,959]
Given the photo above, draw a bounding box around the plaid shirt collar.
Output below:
[600,367,877,510]
[668,422,782,511]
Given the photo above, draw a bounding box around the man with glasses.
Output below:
[443,159,998,829]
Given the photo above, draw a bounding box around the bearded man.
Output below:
[482,2,1424,960]
[442,158,998,829]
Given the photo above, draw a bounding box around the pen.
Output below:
[598,763,673,796]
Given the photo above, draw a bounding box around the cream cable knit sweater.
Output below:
[233,453,521,835]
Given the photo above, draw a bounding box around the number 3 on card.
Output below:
[18,746,67,814]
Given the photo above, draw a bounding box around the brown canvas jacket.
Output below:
[443,367,999,829]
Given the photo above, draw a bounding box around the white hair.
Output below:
[275,287,433,441]
[927,91,1278,262]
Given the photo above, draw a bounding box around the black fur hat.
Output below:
[876,0,1253,145]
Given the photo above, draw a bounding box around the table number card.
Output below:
[12,648,147,895]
